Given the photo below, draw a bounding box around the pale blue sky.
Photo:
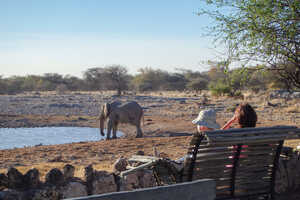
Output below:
[0,0,222,78]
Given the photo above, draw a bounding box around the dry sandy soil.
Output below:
[0,91,299,182]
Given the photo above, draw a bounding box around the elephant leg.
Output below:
[112,124,118,139]
[106,120,113,140]
[136,125,143,138]
[106,133,111,140]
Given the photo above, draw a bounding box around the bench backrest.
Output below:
[181,126,300,200]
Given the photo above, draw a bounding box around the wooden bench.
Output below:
[150,126,300,200]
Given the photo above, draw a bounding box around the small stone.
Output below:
[136,150,144,155]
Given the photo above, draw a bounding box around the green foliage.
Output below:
[200,0,300,89]
[131,68,185,91]
[0,64,291,94]
[209,80,231,96]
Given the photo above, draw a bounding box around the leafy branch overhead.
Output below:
[199,0,300,89]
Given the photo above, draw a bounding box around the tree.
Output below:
[0,76,7,94]
[83,67,106,90]
[64,75,86,91]
[22,75,42,91]
[103,65,130,95]
[200,0,300,89]
[131,67,168,91]
[186,77,208,93]
[42,73,65,90]
[84,65,130,95]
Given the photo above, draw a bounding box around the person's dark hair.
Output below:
[235,103,257,128]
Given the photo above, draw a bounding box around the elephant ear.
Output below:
[103,103,111,118]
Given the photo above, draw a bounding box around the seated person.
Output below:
[175,104,256,165]
[192,108,221,132]
[222,103,257,130]
[175,108,220,164]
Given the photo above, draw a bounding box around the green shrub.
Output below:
[209,81,231,96]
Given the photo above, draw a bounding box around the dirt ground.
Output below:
[0,91,299,183]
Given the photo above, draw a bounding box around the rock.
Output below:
[63,164,75,180]
[267,101,279,107]
[0,173,9,189]
[61,182,87,198]
[7,167,24,189]
[139,170,156,188]
[45,168,64,186]
[136,150,144,155]
[113,157,128,173]
[0,189,23,200]
[29,187,61,200]
[92,171,117,195]
[120,173,139,191]
[24,168,41,189]
[84,165,94,195]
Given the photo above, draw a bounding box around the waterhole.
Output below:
[0,127,123,150]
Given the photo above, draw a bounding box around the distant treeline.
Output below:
[0,64,292,96]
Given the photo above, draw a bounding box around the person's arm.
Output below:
[221,115,237,130]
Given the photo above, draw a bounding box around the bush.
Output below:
[209,81,231,96]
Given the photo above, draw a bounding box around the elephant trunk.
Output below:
[99,115,105,136]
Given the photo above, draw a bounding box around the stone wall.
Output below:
[0,162,157,200]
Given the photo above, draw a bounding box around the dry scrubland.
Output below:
[0,90,299,180]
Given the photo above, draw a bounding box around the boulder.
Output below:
[45,168,64,186]
[0,173,9,189]
[7,167,24,189]
[84,165,94,195]
[92,171,117,194]
[24,168,41,189]
[0,189,23,200]
[120,172,139,191]
[28,187,61,200]
[139,170,156,188]
[61,182,87,198]
[63,164,75,180]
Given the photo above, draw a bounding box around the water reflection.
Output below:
[0,127,123,150]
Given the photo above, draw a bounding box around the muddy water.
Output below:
[0,127,123,150]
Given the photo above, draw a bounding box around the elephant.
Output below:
[99,101,144,140]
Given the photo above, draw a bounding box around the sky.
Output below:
[0,0,222,78]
